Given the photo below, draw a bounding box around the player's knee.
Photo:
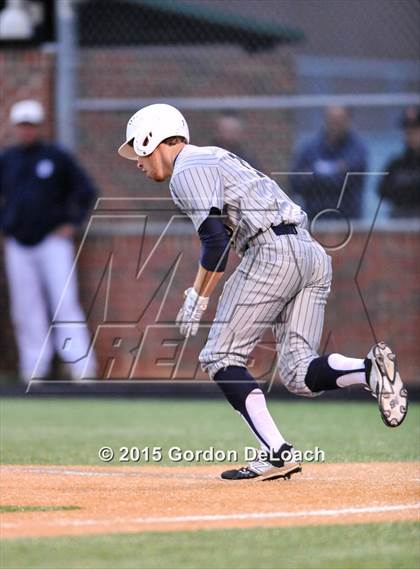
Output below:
[199,349,220,380]
[278,355,323,398]
[280,367,322,398]
[199,349,247,381]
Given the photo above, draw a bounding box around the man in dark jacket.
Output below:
[290,106,367,220]
[378,106,420,218]
[0,100,98,383]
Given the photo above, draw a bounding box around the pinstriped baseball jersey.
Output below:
[169,143,331,395]
[169,145,307,255]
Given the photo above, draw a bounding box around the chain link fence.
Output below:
[73,0,420,223]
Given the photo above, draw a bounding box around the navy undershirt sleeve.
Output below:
[197,207,230,272]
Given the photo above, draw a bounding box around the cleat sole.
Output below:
[372,343,408,428]
[260,464,302,482]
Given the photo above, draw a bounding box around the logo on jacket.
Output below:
[36,159,54,179]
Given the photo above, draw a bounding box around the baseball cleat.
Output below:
[220,466,260,480]
[366,341,408,428]
[220,443,302,481]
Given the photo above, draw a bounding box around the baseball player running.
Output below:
[118,104,408,481]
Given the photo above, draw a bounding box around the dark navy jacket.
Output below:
[289,130,367,220]
[0,142,98,246]
[378,149,420,217]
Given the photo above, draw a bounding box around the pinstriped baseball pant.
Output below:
[199,227,332,397]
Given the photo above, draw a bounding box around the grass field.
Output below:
[2,398,419,464]
[1,397,419,569]
[2,522,419,569]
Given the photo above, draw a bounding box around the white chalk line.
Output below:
[0,466,214,480]
[2,467,140,478]
[0,467,376,483]
[1,466,419,483]
[2,503,419,531]
[59,502,420,526]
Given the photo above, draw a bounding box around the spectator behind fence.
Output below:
[290,106,368,220]
[212,111,259,168]
[0,100,98,383]
[378,106,420,218]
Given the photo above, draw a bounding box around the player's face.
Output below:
[136,144,177,182]
[136,152,159,180]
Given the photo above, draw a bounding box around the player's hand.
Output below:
[176,287,209,337]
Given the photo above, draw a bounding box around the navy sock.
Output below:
[364,358,372,386]
[304,355,366,392]
[213,366,270,449]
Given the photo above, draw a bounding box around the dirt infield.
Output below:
[1,463,419,539]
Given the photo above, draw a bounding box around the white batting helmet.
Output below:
[118,104,189,160]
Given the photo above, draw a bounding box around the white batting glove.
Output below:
[176,287,209,337]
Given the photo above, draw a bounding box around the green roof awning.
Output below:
[79,0,305,52]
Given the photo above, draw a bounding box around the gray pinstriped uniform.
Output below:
[170,145,332,396]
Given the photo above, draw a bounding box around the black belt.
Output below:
[271,223,298,236]
[245,223,297,250]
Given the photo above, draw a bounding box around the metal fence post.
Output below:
[55,0,77,150]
